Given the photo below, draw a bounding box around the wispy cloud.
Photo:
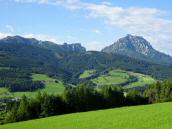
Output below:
[23,33,61,43]
[5,25,14,32]
[0,32,60,43]
[15,0,83,10]
[92,29,102,34]
[84,41,105,51]
[0,32,12,39]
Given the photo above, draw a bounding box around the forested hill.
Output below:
[0,36,172,83]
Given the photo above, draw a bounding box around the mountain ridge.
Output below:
[1,35,86,53]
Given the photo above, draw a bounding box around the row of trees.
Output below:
[8,81,44,92]
[5,85,147,123]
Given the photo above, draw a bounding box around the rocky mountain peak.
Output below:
[62,43,86,52]
[102,34,154,56]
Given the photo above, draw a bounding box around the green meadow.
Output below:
[93,70,129,86]
[124,72,156,89]
[1,102,172,129]
[79,70,96,79]
[0,74,65,98]
[92,69,155,88]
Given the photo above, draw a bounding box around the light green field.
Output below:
[93,70,129,86]
[1,102,172,129]
[92,69,155,89]
[0,74,65,98]
[13,74,65,97]
[124,72,156,89]
[79,70,96,79]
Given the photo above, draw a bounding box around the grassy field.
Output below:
[124,72,156,89]
[0,70,155,98]
[1,102,172,129]
[32,74,65,94]
[93,70,129,86]
[0,74,65,98]
[13,74,65,97]
[79,70,96,79]
[92,69,155,89]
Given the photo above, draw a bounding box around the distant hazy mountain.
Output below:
[102,34,172,65]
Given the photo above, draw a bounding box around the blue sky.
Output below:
[0,0,172,55]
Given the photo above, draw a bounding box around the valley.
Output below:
[0,69,155,99]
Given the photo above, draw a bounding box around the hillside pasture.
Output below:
[92,69,155,89]
[13,74,65,97]
[1,102,172,129]
[0,74,65,98]
[79,70,96,79]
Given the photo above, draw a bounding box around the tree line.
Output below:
[3,80,172,124]
[4,85,147,124]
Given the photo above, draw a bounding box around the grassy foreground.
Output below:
[1,102,172,129]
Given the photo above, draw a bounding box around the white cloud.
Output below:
[101,1,112,6]
[23,33,60,43]
[84,41,106,51]
[0,32,61,43]
[15,0,83,10]
[92,29,101,34]
[5,25,14,32]
[0,32,13,39]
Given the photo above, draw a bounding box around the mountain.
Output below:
[0,36,86,79]
[102,34,172,65]
[2,36,86,53]
[1,35,172,83]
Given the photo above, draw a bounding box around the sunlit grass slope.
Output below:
[0,74,65,98]
[79,70,96,79]
[13,74,65,97]
[1,102,172,129]
[92,69,155,88]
